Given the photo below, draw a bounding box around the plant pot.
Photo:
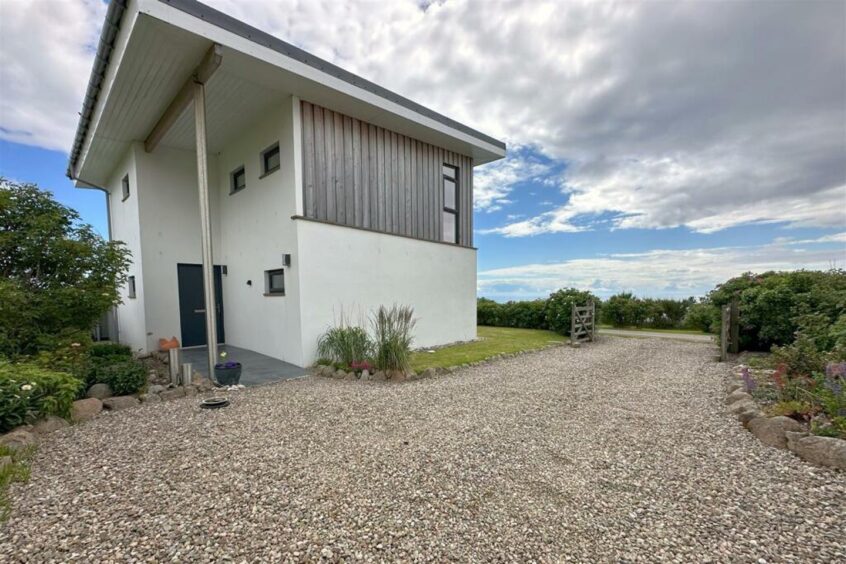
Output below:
[214,364,242,386]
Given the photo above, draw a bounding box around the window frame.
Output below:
[264,268,285,296]
[260,142,281,177]
[121,174,130,202]
[230,166,246,195]
[442,164,459,244]
[128,275,136,299]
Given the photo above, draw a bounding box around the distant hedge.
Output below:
[477,288,600,336]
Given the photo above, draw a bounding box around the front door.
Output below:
[177,263,225,347]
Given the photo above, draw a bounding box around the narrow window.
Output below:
[230,166,246,194]
[261,142,280,176]
[265,269,285,295]
[128,275,136,299]
[121,174,130,201]
[442,164,459,243]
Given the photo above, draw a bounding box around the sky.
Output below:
[0,0,844,301]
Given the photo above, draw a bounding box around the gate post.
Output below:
[570,302,577,346]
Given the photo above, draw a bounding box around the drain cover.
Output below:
[200,397,230,409]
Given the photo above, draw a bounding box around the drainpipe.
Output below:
[67,176,119,341]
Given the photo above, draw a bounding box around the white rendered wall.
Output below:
[214,96,304,365]
[295,219,477,365]
[106,147,147,353]
[134,142,220,352]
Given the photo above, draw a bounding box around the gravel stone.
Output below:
[2,338,844,562]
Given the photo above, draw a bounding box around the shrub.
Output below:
[477,298,502,326]
[544,288,599,336]
[372,305,416,372]
[317,325,373,367]
[708,270,846,351]
[684,302,720,333]
[0,179,131,358]
[91,359,146,396]
[89,342,132,359]
[0,362,83,432]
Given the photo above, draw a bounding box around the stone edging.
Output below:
[725,366,845,471]
[0,377,218,455]
[312,340,571,383]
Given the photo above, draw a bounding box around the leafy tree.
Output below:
[0,179,131,357]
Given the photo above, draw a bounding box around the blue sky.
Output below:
[1,0,844,302]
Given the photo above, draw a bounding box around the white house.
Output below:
[68,0,506,369]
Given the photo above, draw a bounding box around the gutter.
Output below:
[66,0,128,180]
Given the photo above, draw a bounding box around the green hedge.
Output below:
[477,288,600,336]
[0,362,83,432]
[709,270,846,351]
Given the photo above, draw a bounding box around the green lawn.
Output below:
[596,324,710,336]
[410,326,566,372]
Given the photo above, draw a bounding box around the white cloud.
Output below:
[0,0,843,235]
[0,0,105,151]
[478,239,846,300]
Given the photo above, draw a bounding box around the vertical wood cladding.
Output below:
[301,101,474,246]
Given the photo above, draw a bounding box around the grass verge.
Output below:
[410,326,566,372]
[0,444,35,522]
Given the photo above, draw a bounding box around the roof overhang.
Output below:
[69,0,506,187]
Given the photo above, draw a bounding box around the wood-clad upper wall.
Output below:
[300,101,474,247]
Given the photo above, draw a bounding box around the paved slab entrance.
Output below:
[181,344,306,386]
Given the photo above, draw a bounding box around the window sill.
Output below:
[263,292,285,297]
[259,167,280,179]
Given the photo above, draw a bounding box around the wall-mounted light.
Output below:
[246,280,252,286]
[282,253,292,267]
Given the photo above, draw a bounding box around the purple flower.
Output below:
[741,367,757,393]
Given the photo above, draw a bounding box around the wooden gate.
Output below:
[570,302,596,346]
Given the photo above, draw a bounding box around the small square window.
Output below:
[230,166,246,194]
[261,143,280,176]
[265,269,285,295]
[128,275,136,299]
[121,174,130,201]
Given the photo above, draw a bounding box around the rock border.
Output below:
[312,340,571,383]
[725,366,845,471]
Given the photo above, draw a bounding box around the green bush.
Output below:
[708,270,846,351]
[372,305,416,372]
[0,179,131,358]
[544,288,600,336]
[316,325,373,367]
[89,342,132,359]
[90,359,146,396]
[477,298,502,326]
[683,302,720,333]
[0,362,83,432]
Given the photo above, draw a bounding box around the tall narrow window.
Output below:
[261,142,280,176]
[121,174,130,201]
[128,275,136,299]
[442,164,459,243]
[230,166,246,194]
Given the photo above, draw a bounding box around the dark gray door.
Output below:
[177,264,225,347]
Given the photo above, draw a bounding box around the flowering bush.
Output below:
[0,362,82,432]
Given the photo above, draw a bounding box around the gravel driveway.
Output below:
[2,337,844,562]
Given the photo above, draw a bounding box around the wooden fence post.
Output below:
[729,299,740,354]
[589,300,596,342]
[720,305,730,361]
[570,302,577,346]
